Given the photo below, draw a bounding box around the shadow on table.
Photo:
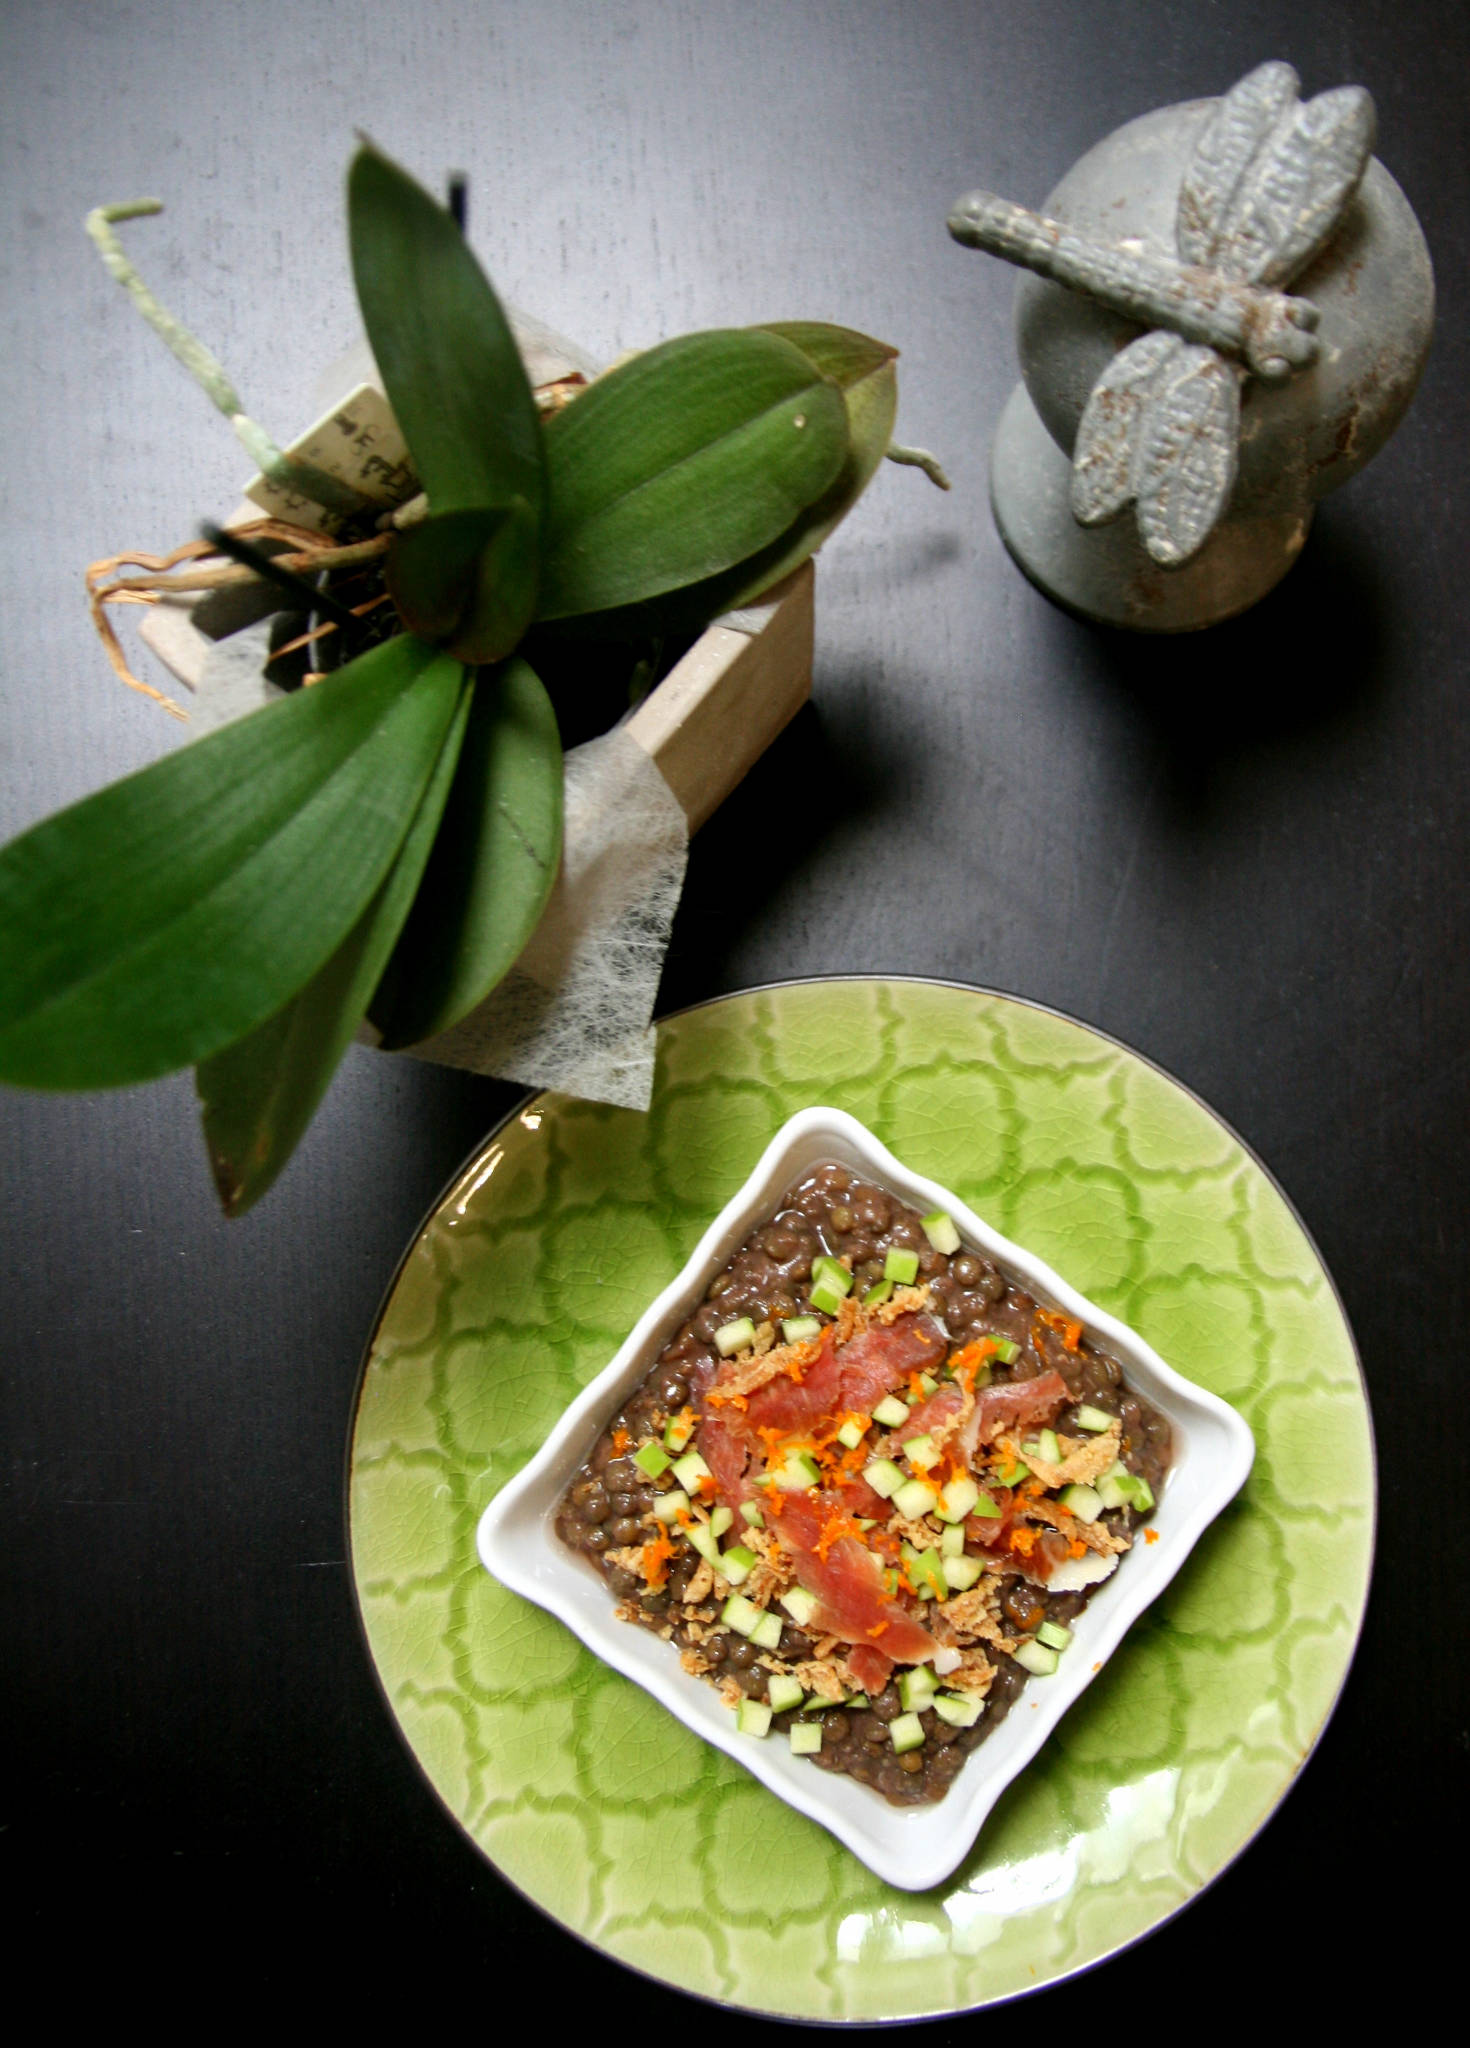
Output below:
[659,677,903,1000]
[1053,506,1396,819]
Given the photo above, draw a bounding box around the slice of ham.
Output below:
[696,1313,945,1512]
[695,1408,753,1509]
[958,1369,1070,1460]
[740,1314,945,1441]
[767,1487,937,1666]
[845,1642,894,1695]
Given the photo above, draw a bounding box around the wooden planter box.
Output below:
[137,313,815,835]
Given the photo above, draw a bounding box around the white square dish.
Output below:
[476,1105,1255,1891]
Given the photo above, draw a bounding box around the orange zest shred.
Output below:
[640,1528,675,1589]
[1008,1526,1037,1557]
[1068,1538,1087,1558]
[1035,1308,1084,1352]
[866,1621,889,1639]
[612,1427,631,1453]
[950,1338,998,1388]
[1144,1528,1160,1544]
[815,1509,864,1561]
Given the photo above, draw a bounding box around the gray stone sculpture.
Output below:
[949,61,1434,630]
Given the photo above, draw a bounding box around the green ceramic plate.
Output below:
[348,980,1373,2021]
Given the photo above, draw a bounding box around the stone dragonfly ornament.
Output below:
[949,62,1433,629]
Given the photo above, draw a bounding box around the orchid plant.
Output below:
[0,143,931,1213]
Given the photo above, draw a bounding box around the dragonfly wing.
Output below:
[1071,331,1182,525]
[1177,60,1300,268]
[1215,85,1376,286]
[1133,345,1241,566]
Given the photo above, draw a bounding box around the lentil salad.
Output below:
[556,1163,1172,1807]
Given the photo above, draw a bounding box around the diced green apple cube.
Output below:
[789,1720,823,1755]
[917,1549,949,1600]
[1012,1639,1059,1676]
[721,1593,762,1636]
[933,1693,983,1728]
[898,1666,938,1712]
[892,1477,940,1521]
[810,1255,851,1291]
[883,1247,920,1285]
[736,1698,772,1737]
[766,1673,804,1714]
[633,1440,672,1479]
[770,1448,821,1492]
[714,1318,756,1357]
[935,1475,980,1523]
[779,1586,819,1625]
[749,1610,783,1651]
[1097,1460,1154,1512]
[889,1712,926,1753]
[837,1417,868,1451]
[862,1457,906,1500]
[720,1544,759,1585]
[872,1395,910,1429]
[1074,1405,1114,1433]
[671,1450,711,1491]
[663,1410,695,1452]
[920,1210,961,1255]
[942,1554,983,1593]
[651,1488,690,1522]
[1059,1483,1103,1523]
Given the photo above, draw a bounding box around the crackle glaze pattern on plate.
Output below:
[348,981,1374,2021]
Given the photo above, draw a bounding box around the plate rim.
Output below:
[343,974,1377,2019]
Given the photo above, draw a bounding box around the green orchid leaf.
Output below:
[0,634,466,1090]
[535,328,848,620]
[533,324,900,643]
[386,498,543,665]
[758,321,897,396]
[349,141,543,646]
[718,321,899,604]
[197,669,474,1217]
[370,655,563,1048]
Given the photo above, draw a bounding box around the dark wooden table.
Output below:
[4,1,1464,2024]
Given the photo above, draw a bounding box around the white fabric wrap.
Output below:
[400,726,687,1109]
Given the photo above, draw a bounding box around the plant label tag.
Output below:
[243,382,416,533]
